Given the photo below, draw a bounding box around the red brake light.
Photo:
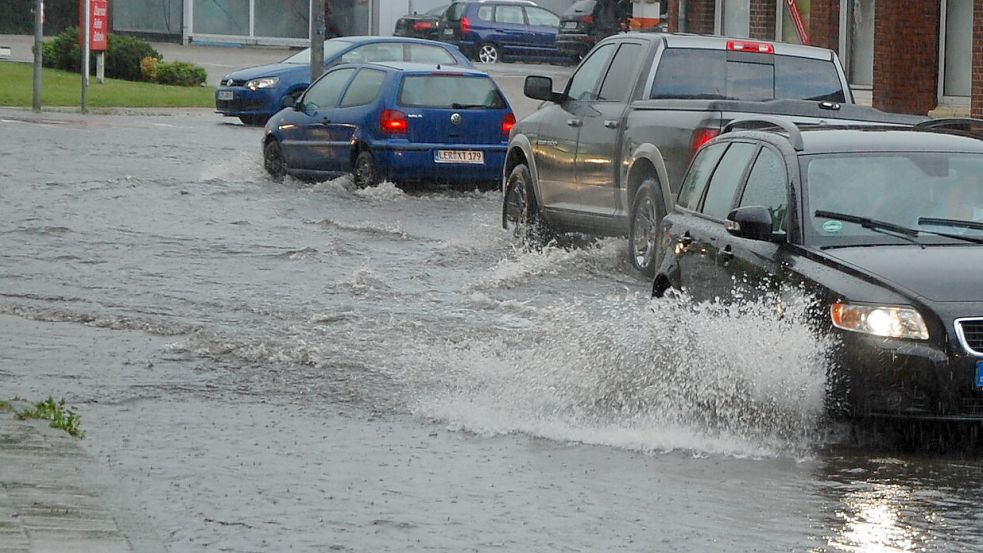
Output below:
[412,21,434,31]
[580,15,594,25]
[727,40,775,54]
[502,113,516,135]
[381,109,408,134]
[690,128,720,157]
[461,16,471,34]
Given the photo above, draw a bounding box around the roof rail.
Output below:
[915,117,983,135]
[721,116,805,151]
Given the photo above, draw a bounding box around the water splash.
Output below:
[402,289,834,458]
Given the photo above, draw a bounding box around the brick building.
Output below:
[663,0,983,117]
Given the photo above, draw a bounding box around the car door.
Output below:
[717,144,792,298]
[493,4,529,57]
[574,40,642,216]
[677,141,757,301]
[281,67,356,172]
[326,67,389,174]
[534,42,616,212]
[523,6,561,58]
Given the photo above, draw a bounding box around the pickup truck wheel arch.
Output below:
[505,139,542,207]
[626,145,673,217]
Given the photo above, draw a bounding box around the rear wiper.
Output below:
[815,210,924,248]
[451,103,490,109]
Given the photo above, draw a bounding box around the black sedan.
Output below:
[651,118,983,421]
[393,4,449,40]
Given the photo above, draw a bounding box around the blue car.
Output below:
[440,0,566,64]
[261,62,515,187]
[215,36,472,126]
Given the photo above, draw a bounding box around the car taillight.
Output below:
[580,15,594,25]
[381,109,408,134]
[690,128,720,158]
[502,113,516,135]
[461,16,471,34]
[726,40,775,54]
[412,21,434,31]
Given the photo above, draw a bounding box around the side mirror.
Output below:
[292,100,304,111]
[524,75,563,103]
[725,206,775,241]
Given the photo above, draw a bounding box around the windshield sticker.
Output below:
[823,220,844,233]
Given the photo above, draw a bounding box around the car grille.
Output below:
[224,79,247,87]
[956,318,983,355]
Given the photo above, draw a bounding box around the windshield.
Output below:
[282,39,353,64]
[651,48,846,103]
[802,152,983,247]
[399,75,505,108]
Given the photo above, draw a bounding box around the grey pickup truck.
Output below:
[501,32,923,276]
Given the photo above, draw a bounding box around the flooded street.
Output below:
[3,107,983,552]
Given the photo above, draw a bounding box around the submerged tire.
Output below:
[263,139,287,182]
[628,178,666,277]
[502,163,552,244]
[353,150,380,189]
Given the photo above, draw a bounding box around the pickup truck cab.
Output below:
[501,32,920,276]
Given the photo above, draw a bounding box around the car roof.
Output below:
[336,35,459,46]
[796,127,983,155]
[356,61,492,76]
[455,0,536,4]
[599,32,833,61]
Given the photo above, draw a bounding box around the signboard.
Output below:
[79,0,109,51]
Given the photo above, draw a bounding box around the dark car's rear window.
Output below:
[399,74,505,108]
[650,48,846,103]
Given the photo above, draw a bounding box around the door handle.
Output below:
[604,120,619,129]
[567,119,583,127]
[719,245,734,263]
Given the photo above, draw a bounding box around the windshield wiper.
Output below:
[815,210,924,248]
[916,217,983,244]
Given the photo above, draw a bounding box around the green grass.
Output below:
[0,61,215,108]
[16,397,85,439]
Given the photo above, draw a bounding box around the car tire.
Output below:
[353,150,380,189]
[502,163,552,244]
[477,42,501,64]
[263,139,287,182]
[240,115,268,126]
[628,178,666,277]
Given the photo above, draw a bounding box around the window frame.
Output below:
[564,42,617,102]
[736,144,792,233]
[695,140,758,221]
[937,0,972,106]
[339,68,388,108]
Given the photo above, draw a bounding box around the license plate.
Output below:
[976,361,983,388]
[443,28,454,36]
[217,90,234,101]
[434,150,484,164]
[563,21,578,29]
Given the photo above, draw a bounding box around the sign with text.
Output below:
[78,0,109,51]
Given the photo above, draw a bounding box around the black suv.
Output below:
[652,117,983,420]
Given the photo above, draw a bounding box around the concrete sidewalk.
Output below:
[0,408,166,553]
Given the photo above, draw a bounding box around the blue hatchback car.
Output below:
[262,62,515,187]
[215,36,472,126]
[440,0,567,64]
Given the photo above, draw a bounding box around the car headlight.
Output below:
[830,302,929,340]
[246,77,279,91]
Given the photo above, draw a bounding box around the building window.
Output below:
[779,0,812,44]
[193,0,249,36]
[839,0,874,87]
[717,0,751,37]
[941,0,972,98]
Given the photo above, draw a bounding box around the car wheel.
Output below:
[263,139,286,182]
[477,42,501,64]
[353,150,380,188]
[240,115,268,126]
[628,178,666,277]
[502,163,552,243]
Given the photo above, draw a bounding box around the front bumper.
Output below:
[373,142,507,184]
[837,331,983,421]
[215,86,278,117]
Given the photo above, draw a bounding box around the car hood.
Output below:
[224,62,305,82]
[826,245,983,302]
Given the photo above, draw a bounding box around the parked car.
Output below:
[215,36,471,126]
[502,33,922,277]
[440,0,567,64]
[394,4,450,39]
[651,117,983,420]
[555,0,631,60]
[262,62,515,187]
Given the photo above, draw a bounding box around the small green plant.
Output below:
[17,397,85,439]
[155,60,208,87]
[0,400,11,412]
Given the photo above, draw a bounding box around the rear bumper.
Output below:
[838,332,983,421]
[373,142,507,184]
[555,33,593,57]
